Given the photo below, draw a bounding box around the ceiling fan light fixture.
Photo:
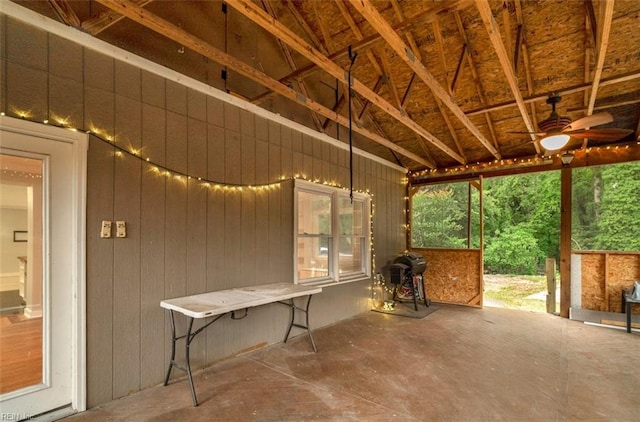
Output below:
[540,133,570,151]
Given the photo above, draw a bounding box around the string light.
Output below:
[1,111,384,197]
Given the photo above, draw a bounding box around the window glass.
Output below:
[297,191,331,235]
[296,237,330,280]
[338,236,363,274]
[295,181,370,284]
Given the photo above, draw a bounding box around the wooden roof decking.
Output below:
[11,0,640,178]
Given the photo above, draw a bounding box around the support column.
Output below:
[560,167,572,318]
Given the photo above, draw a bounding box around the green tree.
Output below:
[484,225,544,274]
[594,162,640,250]
[483,172,560,273]
[411,184,466,248]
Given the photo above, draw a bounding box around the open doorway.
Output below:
[482,171,561,313]
[0,156,43,394]
[0,116,88,419]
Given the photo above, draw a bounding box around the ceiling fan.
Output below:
[512,94,633,152]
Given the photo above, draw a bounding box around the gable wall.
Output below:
[0,15,406,407]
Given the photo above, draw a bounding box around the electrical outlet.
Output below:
[116,221,126,238]
[100,220,112,238]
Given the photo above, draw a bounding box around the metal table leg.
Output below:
[281,295,317,352]
[164,310,224,406]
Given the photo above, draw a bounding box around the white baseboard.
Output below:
[0,272,20,292]
[24,304,42,319]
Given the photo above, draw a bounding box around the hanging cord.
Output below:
[347,45,358,202]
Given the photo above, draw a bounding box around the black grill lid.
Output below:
[393,253,427,274]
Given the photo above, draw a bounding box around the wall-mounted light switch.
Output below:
[116,221,127,238]
[101,220,112,238]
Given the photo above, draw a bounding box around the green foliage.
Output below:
[594,163,640,250]
[410,161,640,275]
[483,172,560,273]
[573,162,640,251]
[411,184,467,248]
[484,225,544,274]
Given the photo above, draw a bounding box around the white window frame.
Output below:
[294,179,371,285]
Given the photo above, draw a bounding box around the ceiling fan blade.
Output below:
[563,112,613,131]
[507,131,547,136]
[568,128,633,141]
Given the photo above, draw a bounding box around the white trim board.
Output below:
[0,115,88,415]
[0,1,407,174]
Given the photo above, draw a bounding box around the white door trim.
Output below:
[0,115,88,413]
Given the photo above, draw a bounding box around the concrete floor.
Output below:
[66,305,640,421]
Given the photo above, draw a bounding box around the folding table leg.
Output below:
[163,310,199,406]
[283,295,317,352]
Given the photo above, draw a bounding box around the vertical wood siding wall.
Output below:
[0,17,406,407]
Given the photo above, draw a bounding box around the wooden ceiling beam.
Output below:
[284,0,328,55]
[289,0,394,160]
[388,0,465,160]
[431,18,451,95]
[513,0,541,154]
[466,70,640,116]
[267,0,470,92]
[333,0,383,78]
[347,0,497,160]
[453,11,499,150]
[225,0,464,164]
[47,0,81,27]
[94,0,433,168]
[587,0,615,115]
[261,0,323,133]
[81,0,152,35]
[476,0,537,145]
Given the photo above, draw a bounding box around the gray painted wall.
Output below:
[0,16,406,407]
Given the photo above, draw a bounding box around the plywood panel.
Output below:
[187,88,206,122]
[166,80,186,115]
[205,186,226,363]
[186,118,208,368]
[141,70,165,108]
[49,33,83,82]
[581,254,607,311]
[141,104,166,166]
[112,153,142,398]
[114,61,141,101]
[84,48,114,91]
[85,137,114,407]
[411,248,482,306]
[140,160,166,391]
[268,143,282,285]
[166,111,188,175]
[579,252,640,312]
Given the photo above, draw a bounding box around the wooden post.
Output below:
[546,258,556,314]
[560,167,572,318]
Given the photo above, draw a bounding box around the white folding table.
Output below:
[160,282,322,406]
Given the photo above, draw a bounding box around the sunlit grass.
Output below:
[484,274,557,313]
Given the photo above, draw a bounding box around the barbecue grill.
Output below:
[389,253,430,310]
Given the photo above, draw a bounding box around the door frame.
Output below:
[0,115,88,413]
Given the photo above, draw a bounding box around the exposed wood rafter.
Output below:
[347,0,498,160]
[477,0,540,144]
[94,0,433,168]
[260,0,323,132]
[453,11,501,154]
[82,0,152,35]
[587,0,615,115]
[513,0,541,154]
[47,0,81,27]
[262,0,471,101]
[225,0,464,164]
